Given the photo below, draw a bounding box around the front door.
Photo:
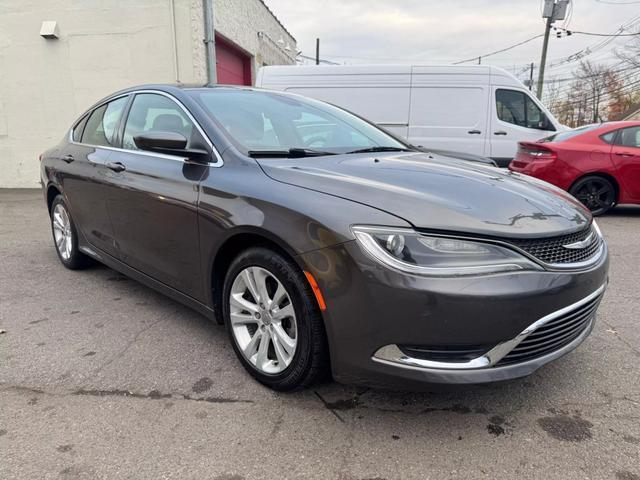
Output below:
[490,88,556,166]
[104,92,210,300]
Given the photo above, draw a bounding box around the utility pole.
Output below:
[529,62,534,91]
[203,0,217,84]
[478,56,481,65]
[536,0,569,99]
[315,38,320,65]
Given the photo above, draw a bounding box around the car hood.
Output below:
[256,152,591,238]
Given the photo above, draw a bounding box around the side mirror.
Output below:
[133,132,209,159]
[538,116,555,132]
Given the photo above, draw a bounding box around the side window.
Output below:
[601,131,616,144]
[496,89,553,130]
[72,114,89,142]
[122,93,202,151]
[617,126,640,148]
[81,96,128,146]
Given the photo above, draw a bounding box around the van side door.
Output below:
[408,68,489,156]
[490,88,556,166]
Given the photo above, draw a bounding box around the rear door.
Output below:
[408,67,489,155]
[490,88,556,166]
[60,96,129,257]
[611,125,640,201]
[103,92,211,300]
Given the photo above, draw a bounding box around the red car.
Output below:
[509,121,640,215]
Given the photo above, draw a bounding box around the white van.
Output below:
[256,65,563,167]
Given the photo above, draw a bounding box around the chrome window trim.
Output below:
[68,89,224,167]
[372,282,606,371]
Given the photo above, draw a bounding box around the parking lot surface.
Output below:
[1,189,639,480]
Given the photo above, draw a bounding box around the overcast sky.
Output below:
[264,0,640,80]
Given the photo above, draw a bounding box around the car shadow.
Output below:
[607,204,640,217]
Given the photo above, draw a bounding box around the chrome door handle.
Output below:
[494,131,507,136]
[106,161,126,172]
[468,129,482,134]
[61,154,74,163]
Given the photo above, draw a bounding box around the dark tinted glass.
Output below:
[72,114,89,142]
[190,89,406,154]
[617,126,640,148]
[122,93,201,151]
[496,89,553,130]
[81,96,128,146]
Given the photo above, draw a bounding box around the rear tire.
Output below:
[569,175,616,216]
[222,247,328,391]
[50,195,93,270]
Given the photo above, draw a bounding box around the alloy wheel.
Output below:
[52,203,73,260]
[572,179,614,214]
[229,266,298,374]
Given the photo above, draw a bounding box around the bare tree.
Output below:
[615,28,640,69]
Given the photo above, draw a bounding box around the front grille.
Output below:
[496,292,603,366]
[509,225,601,265]
[399,344,492,363]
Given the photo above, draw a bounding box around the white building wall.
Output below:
[0,0,296,188]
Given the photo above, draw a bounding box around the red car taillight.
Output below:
[517,143,557,162]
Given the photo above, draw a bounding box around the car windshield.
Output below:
[189,88,409,155]
[540,124,601,143]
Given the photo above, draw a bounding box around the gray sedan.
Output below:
[40,85,609,390]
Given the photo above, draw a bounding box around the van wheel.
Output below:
[569,176,616,216]
[50,195,93,269]
[222,247,328,391]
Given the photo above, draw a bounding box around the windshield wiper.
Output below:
[345,146,415,154]
[247,148,337,158]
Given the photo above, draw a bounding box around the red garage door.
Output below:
[215,35,252,85]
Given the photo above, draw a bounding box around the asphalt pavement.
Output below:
[1,189,638,480]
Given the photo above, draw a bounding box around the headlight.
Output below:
[351,226,542,276]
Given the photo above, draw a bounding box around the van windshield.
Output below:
[189,89,409,156]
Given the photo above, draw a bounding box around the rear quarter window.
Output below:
[72,114,89,142]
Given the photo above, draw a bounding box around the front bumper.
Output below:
[299,239,609,389]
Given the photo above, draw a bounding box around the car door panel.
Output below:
[59,97,129,257]
[59,144,118,255]
[104,151,207,299]
[610,126,640,201]
[102,92,210,300]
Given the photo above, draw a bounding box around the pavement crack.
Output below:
[86,318,164,378]
[314,390,345,422]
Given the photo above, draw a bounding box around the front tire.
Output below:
[569,175,616,216]
[50,195,93,270]
[222,247,328,391]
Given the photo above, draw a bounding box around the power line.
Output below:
[453,34,544,65]
[595,0,640,4]
[555,27,640,36]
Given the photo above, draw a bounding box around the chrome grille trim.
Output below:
[508,224,603,267]
[372,283,606,371]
